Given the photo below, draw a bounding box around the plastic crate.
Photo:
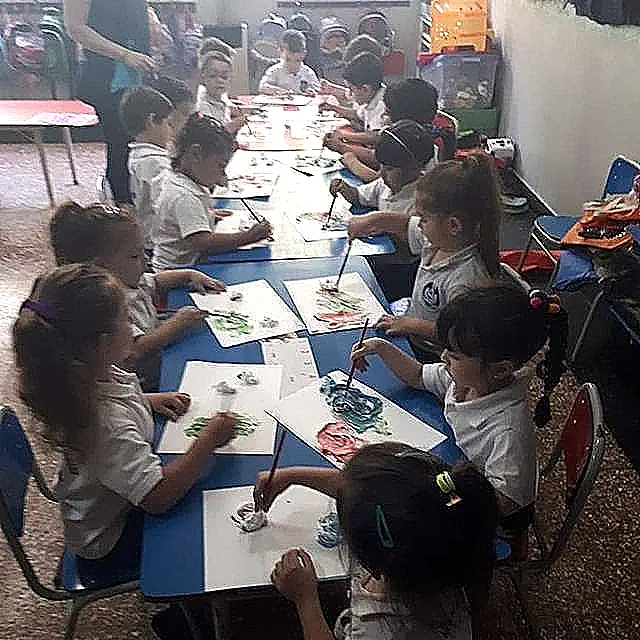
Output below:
[430,0,487,53]
[417,51,499,109]
[450,106,499,136]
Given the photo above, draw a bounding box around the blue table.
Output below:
[141,256,460,598]
[208,167,395,263]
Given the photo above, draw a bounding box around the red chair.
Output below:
[499,383,606,637]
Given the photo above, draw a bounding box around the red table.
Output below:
[0,100,99,207]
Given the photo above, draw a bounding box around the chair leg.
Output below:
[570,289,605,366]
[516,233,534,273]
[61,127,79,185]
[32,128,55,208]
[64,598,84,640]
[506,569,539,640]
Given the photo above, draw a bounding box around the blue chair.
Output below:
[517,155,640,283]
[0,406,139,640]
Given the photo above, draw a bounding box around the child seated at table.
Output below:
[13,263,237,587]
[350,285,568,539]
[150,75,195,141]
[259,29,321,96]
[347,152,501,361]
[119,86,173,256]
[330,120,435,301]
[49,201,225,391]
[153,113,272,271]
[255,443,499,639]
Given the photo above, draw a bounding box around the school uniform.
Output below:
[355,85,386,132]
[53,367,162,561]
[421,363,538,510]
[196,85,232,125]
[406,219,490,357]
[335,565,472,640]
[152,170,213,270]
[258,61,321,94]
[127,142,170,250]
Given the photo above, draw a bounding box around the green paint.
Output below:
[184,413,259,439]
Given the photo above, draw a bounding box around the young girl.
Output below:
[350,285,568,537]
[13,263,237,585]
[152,113,272,270]
[49,201,224,391]
[255,443,499,639]
[331,120,435,301]
[348,152,500,361]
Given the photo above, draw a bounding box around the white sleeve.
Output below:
[421,363,451,401]
[173,193,212,239]
[356,178,384,208]
[407,216,424,255]
[259,64,279,91]
[305,66,320,92]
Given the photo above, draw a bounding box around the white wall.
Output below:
[197,0,419,77]
[490,0,640,215]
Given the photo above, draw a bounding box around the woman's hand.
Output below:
[148,392,191,421]
[123,49,156,73]
[271,549,318,605]
[187,271,226,293]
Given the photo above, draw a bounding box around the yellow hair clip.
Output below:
[435,471,462,507]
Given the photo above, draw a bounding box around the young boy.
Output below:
[119,86,173,254]
[150,75,195,138]
[196,50,246,135]
[259,29,320,96]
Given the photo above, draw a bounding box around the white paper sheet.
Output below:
[251,94,313,106]
[213,172,279,199]
[224,149,281,179]
[190,280,304,347]
[261,336,319,397]
[275,149,343,176]
[157,361,282,455]
[203,485,346,592]
[213,209,272,249]
[285,272,386,334]
[290,198,351,242]
[267,370,447,468]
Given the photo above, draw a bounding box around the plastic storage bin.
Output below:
[430,0,488,53]
[417,51,499,109]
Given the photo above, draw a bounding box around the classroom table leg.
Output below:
[212,600,231,640]
[32,128,55,208]
[61,126,79,185]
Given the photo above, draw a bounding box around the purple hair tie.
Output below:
[20,299,57,324]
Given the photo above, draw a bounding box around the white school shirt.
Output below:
[128,142,171,250]
[356,176,418,215]
[335,566,472,640]
[355,85,386,132]
[196,86,233,125]
[421,363,537,509]
[152,170,213,270]
[258,61,321,94]
[53,367,163,559]
[126,273,159,337]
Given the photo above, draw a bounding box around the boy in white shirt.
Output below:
[120,86,173,255]
[259,29,320,95]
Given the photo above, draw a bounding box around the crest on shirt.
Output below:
[421,282,440,309]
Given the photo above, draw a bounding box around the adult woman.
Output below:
[64,0,155,202]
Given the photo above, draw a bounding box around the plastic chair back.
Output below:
[602,155,640,198]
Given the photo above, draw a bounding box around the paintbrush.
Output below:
[240,198,265,224]
[258,428,287,511]
[334,240,352,290]
[345,318,370,393]
[322,193,338,230]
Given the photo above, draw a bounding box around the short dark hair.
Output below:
[119,86,173,137]
[199,36,235,60]
[375,120,434,169]
[280,28,306,53]
[343,51,383,90]
[344,34,383,62]
[172,112,236,170]
[150,75,194,108]
[199,50,232,72]
[383,79,438,125]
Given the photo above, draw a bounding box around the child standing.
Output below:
[350,285,568,537]
[255,443,499,639]
[119,86,173,254]
[196,50,246,134]
[259,29,320,96]
[348,153,500,361]
[153,113,272,270]
[13,263,237,585]
[49,202,224,391]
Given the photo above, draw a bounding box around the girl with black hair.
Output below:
[350,284,568,538]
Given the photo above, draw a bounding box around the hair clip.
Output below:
[435,471,461,507]
[20,299,57,324]
[529,289,561,314]
[375,504,395,549]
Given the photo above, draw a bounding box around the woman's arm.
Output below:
[64,0,154,71]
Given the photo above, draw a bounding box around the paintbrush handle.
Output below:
[345,317,370,391]
[325,193,337,226]
[335,240,352,289]
[241,199,264,224]
[264,428,287,493]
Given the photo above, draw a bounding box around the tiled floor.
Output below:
[0,142,639,640]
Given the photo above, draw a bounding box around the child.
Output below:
[350,285,568,537]
[330,120,435,301]
[317,18,349,84]
[258,29,320,96]
[119,86,173,254]
[153,113,272,271]
[348,152,500,361]
[150,75,195,138]
[13,263,237,586]
[255,443,499,639]
[196,50,246,135]
[49,201,225,392]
